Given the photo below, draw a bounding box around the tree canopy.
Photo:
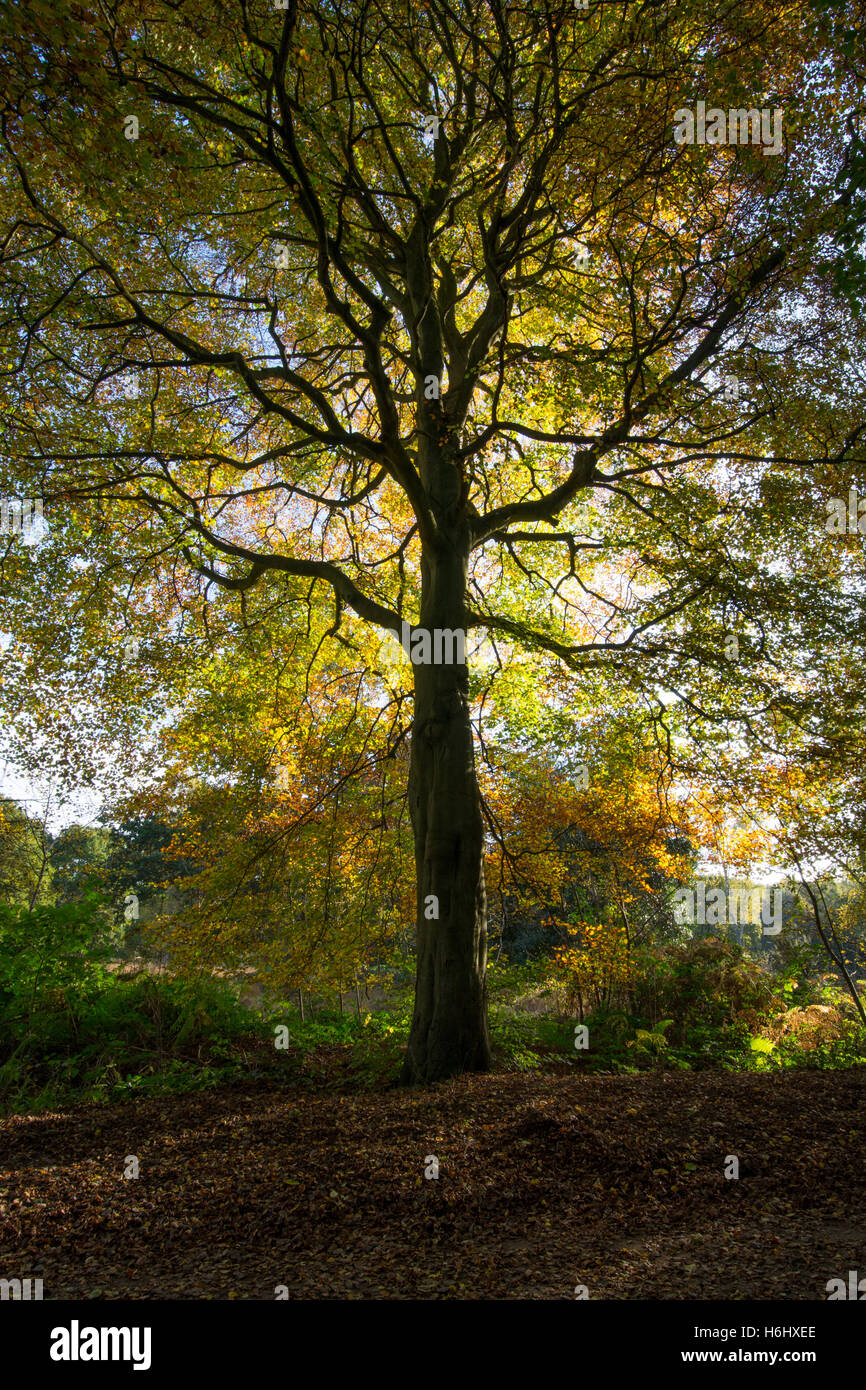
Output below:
[2,0,866,1079]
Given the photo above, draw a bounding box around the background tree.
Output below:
[49,822,110,903]
[0,796,54,908]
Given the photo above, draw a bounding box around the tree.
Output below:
[1,0,865,1079]
[49,822,110,903]
[136,652,414,997]
[0,796,53,908]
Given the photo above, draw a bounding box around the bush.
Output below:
[630,937,778,1040]
[0,898,270,1110]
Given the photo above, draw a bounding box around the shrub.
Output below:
[0,897,269,1110]
[766,1003,848,1050]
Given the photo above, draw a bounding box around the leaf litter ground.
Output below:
[1,1067,864,1299]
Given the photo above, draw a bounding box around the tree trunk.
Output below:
[400,527,491,1083]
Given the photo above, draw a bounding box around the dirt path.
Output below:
[1,1068,864,1299]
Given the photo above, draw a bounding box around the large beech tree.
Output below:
[2,0,866,1080]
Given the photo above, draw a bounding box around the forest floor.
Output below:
[1,1064,865,1299]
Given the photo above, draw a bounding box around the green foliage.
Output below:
[748,1035,780,1072]
[102,815,196,938]
[772,1025,866,1069]
[0,797,53,908]
[561,937,866,1074]
[0,897,269,1110]
[629,1019,674,1055]
[265,994,414,1088]
[486,957,552,1002]
[2,890,864,1112]
[0,894,115,1012]
[49,824,110,903]
[631,938,779,1042]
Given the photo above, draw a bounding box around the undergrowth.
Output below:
[2,900,864,1112]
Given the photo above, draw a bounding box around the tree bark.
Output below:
[400,527,491,1083]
